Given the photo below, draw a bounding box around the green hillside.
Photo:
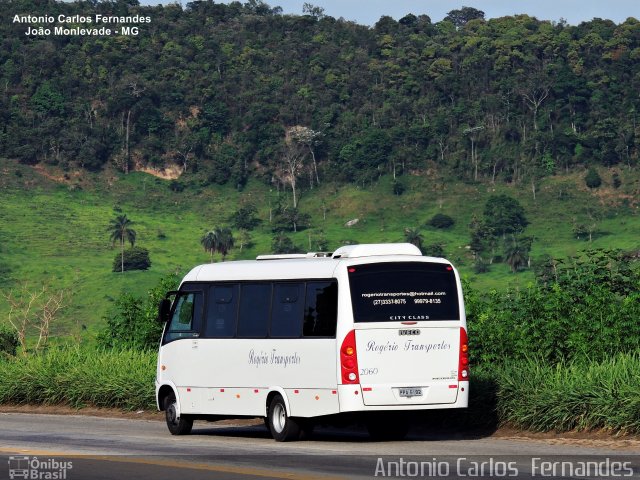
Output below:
[2,1,639,342]
[1,159,638,338]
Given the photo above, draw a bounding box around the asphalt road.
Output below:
[0,413,638,479]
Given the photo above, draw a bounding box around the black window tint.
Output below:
[165,291,202,342]
[204,284,238,338]
[303,281,337,337]
[270,283,304,338]
[348,262,459,322]
[237,283,271,337]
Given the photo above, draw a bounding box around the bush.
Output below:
[98,273,179,350]
[427,213,455,229]
[612,173,621,189]
[112,246,151,272]
[572,223,589,240]
[473,257,490,274]
[423,242,445,257]
[466,250,640,365]
[228,205,261,230]
[392,179,406,196]
[585,167,602,189]
[0,325,18,357]
[169,180,185,192]
[271,207,311,233]
[483,194,529,236]
[271,234,303,254]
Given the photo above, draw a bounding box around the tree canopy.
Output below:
[1,1,638,191]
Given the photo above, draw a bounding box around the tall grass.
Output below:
[0,347,156,410]
[493,353,640,434]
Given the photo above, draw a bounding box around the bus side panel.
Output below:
[167,338,338,416]
[285,388,340,417]
[158,339,200,413]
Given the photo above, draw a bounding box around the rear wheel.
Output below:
[164,391,193,435]
[267,395,300,442]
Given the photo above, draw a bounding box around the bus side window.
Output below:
[237,283,271,338]
[165,291,203,342]
[204,284,238,338]
[270,283,304,338]
[303,281,338,337]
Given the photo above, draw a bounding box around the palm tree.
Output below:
[108,214,136,273]
[200,227,235,262]
[504,236,527,273]
[200,230,217,262]
[215,227,234,261]
[404,227,424,251]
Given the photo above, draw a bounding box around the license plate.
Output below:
[399,388,422,398]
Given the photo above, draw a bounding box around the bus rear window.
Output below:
[348,262,459,322]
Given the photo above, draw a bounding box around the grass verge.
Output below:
[0,347,156,411]
[492,353,640,434]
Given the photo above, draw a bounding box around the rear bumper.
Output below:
[337,381,469,412]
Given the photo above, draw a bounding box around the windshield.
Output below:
[348,262,460,322]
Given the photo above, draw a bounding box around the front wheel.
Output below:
[164,391,193,435]
[267,395,300,441]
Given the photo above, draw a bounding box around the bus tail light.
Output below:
[340,330,360,384]
[458,327,469,381]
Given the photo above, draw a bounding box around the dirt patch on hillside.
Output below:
[132,164,182,180]
[32,165,82,185]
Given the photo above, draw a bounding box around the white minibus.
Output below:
[156,243,469,441]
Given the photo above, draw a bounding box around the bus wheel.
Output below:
[366,418,409,441]
[164,391,193,435]
[267,395,300,442]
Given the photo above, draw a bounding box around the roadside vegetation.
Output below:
[0,347,155,411]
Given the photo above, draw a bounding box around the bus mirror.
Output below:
[158,298,172,324]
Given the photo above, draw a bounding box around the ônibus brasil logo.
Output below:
[8,456,73,480]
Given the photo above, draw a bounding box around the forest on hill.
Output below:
[1,0,639,193]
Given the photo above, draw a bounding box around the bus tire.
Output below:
[267,395,300,442]
[366,418,409,441]
[164,391,193,435]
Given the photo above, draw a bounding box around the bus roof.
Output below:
[182,243,451,283]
